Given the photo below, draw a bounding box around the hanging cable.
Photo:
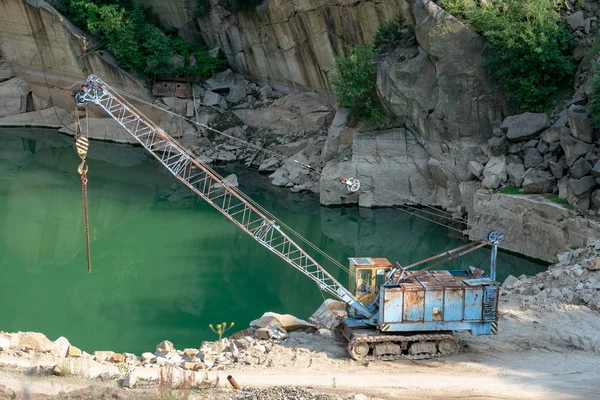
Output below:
[75,107,92,273]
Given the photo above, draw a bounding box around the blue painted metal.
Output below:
[375,268,499,336]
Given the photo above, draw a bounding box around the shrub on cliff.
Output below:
[590,68,600,129]
[56,0,225,80]
[330,45,384,123]
[442,0,576,111]
[373,14,411,54]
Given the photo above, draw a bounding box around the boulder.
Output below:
[500,112,550,141]
[51,337,70,357]
[506,163,525,187]
[259,85,273,99]
[141,352,155,363]
[523,148,544,169]
[204,69,247,91]
[161,97,187,115]
[522,169,555,194]
[250,312,315,332]
[0,61,14,82]
[566,11,585,30]
[502,275,519,289]
[226,85,247,103]
[111,353,125,363]
[203,91,222,106]
[540,127,562,144]
[156,340,175,352]
[591,161,600,177]
[482,156,507,189]
[567,176,598,209]
[52,365,62,376]
[561,132,594,167]
[183,348,199,358]
[487,136,508,156]
[213,150,236,162]
[67,345,82,358]
[569,158,592,179]
[469,161,484,179]
[592,190,600,210]
[123,374,137,388]
[568,112,593,143]
[549,161,564,179]
[0,337,9,351]
[18,332,53,353]
[259,157,280,172]
[211,174,238,189]
[93,351,115,362]
[0,77,30,118]
[269,168,290,187]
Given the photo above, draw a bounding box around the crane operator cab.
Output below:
[349,258,393,306]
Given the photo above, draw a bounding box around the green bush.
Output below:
[441,0,470,19]
[590,67,600,129]
[195,0,210,16]
[232,0,262,13]
[330,45,384,123]
[59,0,225,81]
[373,14,410,54]
[442,0,576,112]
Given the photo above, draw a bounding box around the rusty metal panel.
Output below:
[402,287,425,322]
[152,77,190,98]
[424,287,444,321]
[463,287,484,320]
[443,288,464,321]
[382,288,403,323]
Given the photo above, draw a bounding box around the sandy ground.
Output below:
[1,298,599,400]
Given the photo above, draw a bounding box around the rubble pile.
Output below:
[0,312,340,380]
[502,237,600,310]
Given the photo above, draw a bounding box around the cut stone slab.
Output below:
[203,90,222,106]
[226,85,247,103]
[500,112,550,142]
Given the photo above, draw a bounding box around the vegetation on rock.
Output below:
[330,45,384,123]
[373,14,411,54]
[441,0,576,111]
[195,0,210,17]
[56,0,225,81]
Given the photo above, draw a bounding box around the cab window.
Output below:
[357,269,372,294]
[375,269,386,287]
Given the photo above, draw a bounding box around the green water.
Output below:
[0,128,546,355]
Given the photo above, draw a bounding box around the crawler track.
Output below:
[347,333,459,361]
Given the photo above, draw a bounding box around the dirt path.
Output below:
[1,299,599,400]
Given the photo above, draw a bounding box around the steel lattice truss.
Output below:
[75,75,371,318]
